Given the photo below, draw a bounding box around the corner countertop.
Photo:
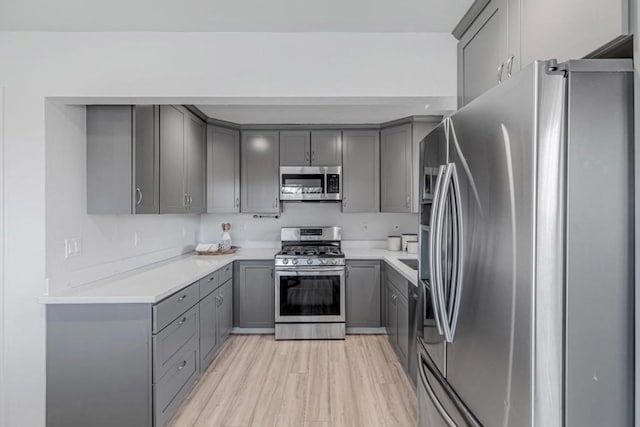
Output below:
[41,246,418,305]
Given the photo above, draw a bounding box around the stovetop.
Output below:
[275,244,345,267]
[278,245,343,257]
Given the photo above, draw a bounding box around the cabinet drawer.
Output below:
[154,344,198,426]
[153,282,199,333]
[153,305,198,381]
[199,271,219,299]
[385,263,408,299]
[219,262,233,284]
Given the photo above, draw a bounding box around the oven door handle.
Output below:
[275,267,345,273]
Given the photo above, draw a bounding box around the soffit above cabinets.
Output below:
[1,0,474,32]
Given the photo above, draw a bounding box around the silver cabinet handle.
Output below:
[220,294,224,304]
[178,316,187,326]
[136,188,143,206]
[224,266,230,272]
[497,62,505,83]
[342,196,347,208]
[312,151,316,162]
[275,197,279,209]
[506,55,515,78]
[208,275,215,282]
[235,197,239,208]
[177,360,187,371]
[184,194,188,206]
[178,294,187,302]
[188,195,193,206]
[306,151,310,162]
[406,195,410,208]
[216,295,221,305]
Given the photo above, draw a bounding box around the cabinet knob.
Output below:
[178,294,187,302]
[178,316,187,326]
[136,188,143,206]
[177,360,187,371]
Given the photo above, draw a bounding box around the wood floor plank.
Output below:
[169,335,416,427]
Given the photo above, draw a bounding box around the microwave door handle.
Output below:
[429,165,446,335]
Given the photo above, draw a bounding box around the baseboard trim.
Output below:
[231,327,275,335]
[346,327,387,335]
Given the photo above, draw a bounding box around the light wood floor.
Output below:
[169,335,417,427]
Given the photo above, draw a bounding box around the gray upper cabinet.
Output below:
[342,130,380,213]
[159,105,188,214]
[381,124,412,213]
[207,126,240,213]
[87,105,160,214]
[520,0,628,64]
[185,113,206,213]
[346,261,381,328]
[279,130,310,166]
[235,261,275,329]
[159,105,206,214]
[456,0,519,106]
[241,131,280,213]
[311,130,342,166]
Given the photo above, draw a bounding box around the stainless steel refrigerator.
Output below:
[417,59,634,427]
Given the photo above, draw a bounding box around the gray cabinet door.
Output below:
[159,105,188,214]
[134,105,160,214]
[457,0,512,106]
[237,261,275,328]
[185,113,206,213]
[346,261,381,328]
[396,293,409,362]
[280,130,310,166]
[207,126,240,213]
[217,279,233,343]
[86,105,134,215]
[199,291,218,369]
[342,130,380,213]
[241,131,280,213]
[381,124,412,213]
[311,130,342,166]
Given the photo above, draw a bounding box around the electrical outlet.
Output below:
[393,224,400,231]
[362,222,368,232]
[64,238,82,258]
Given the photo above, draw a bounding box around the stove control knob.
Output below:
[307,259,313,265]
[320,259,327,265]
[331,259,337,265]
[282,258,289,264]
[292,259,298,265]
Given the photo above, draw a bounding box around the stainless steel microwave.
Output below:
[280,166,342,201]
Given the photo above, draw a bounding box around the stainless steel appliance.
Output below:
[280,166,342,201]
[417,59,634,426]
[275,226,346,339]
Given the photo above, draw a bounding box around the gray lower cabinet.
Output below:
[199,267,234,370]
[159,105,206,214]
[280,130,311,166]
[241,131,280,213]
[311,130,342,166]
[207,126,240,213]
[345,260,381,328]
[235,261,275,328]
[383,263,409,370]
[380,124,412,213]
[342,129,380,213]
[87,105,160,214]
[47,265,235,427]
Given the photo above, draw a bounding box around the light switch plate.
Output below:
[64,238,82,258]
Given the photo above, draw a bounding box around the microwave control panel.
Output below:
[326,174,340,194]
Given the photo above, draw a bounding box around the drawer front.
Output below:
[385,263,408,299]
[219,262,233,284]
[154,344,198,426]
[199,271,219,299]
[153,282,199,333]
[154,305,198,381]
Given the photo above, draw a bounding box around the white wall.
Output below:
[45,101,200,293]
[201,204,417,244]
[0,31,457,427]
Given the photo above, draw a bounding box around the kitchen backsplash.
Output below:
[200,203,418,243]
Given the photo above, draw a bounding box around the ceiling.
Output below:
[0,0,473,32]
[195,97,456,124]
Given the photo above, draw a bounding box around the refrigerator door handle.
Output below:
[429,164,447,335]
[418,352,456,427]
[435,163,454,342]
[448,163,464,340]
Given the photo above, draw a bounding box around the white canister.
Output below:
[401,234,418,251]
[406,241,418,254]
[387,236,402,251]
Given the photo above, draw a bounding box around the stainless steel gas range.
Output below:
[274,226,346,340]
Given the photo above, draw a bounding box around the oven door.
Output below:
[275,267,345,323]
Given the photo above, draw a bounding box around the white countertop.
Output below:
[41,247,418,305]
